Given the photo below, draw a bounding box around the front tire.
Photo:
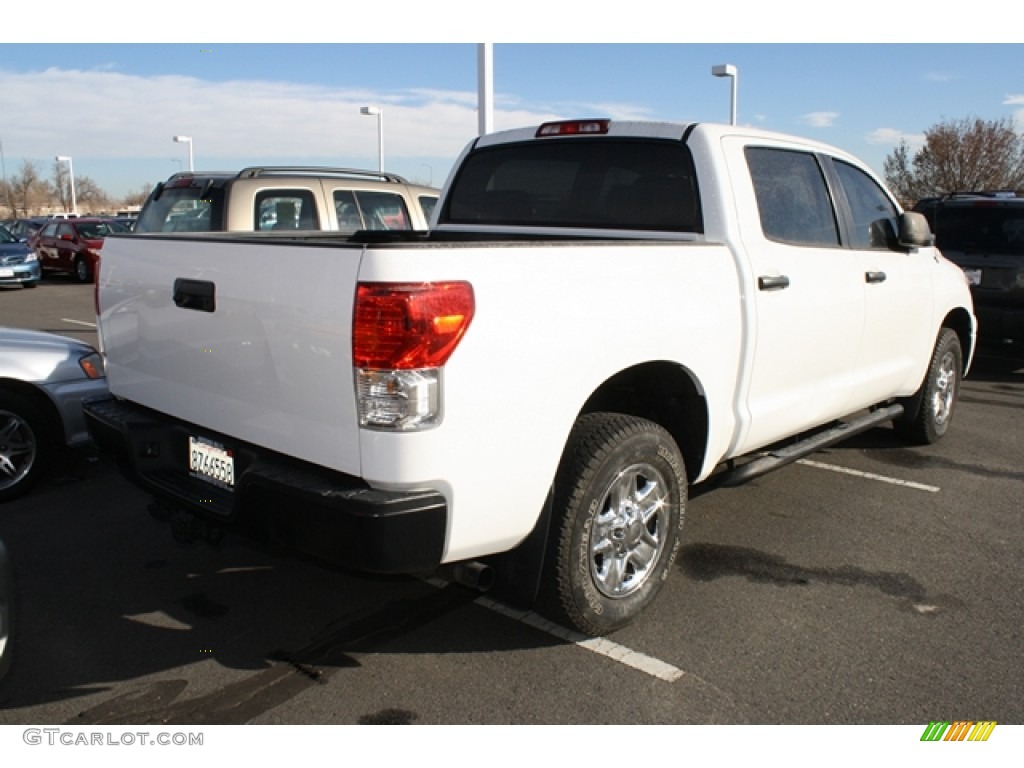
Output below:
[0,392,53,502]
[894,328,962,445]
[539,413,685,636]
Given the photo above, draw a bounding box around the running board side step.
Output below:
[715,404,904,487]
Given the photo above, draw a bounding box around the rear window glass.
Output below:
[443,138,702,232]
[136,187,225,233]
[928,205,1024,255]
[332,190,414,231]
[255,190,319,231]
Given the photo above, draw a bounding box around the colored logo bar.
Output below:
[921,721,997,741]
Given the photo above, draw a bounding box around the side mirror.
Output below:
[897,211,935,249]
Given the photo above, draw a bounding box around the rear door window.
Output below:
[746,147,840,247]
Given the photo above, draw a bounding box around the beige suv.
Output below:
[135,167,439,234]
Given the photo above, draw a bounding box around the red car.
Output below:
[29,218,122,282]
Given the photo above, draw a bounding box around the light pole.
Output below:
[173,135,194,172]
[360,106,383,174]
[55,155,77,215]
[711,64,738,126]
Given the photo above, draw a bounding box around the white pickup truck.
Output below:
[85,119,975,635]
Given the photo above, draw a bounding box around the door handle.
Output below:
[865,271,887,284]
[173,278,216,312]
[758,275,791,291]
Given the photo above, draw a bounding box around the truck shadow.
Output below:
[0,457,558,722]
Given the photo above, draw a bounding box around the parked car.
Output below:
[104,216,136,232]
[134,166,439,234]
[28,217,121,282]
[914,192,1024,342]
[0,225,41,289]
[0,217,51,243]
[0,328,107,501]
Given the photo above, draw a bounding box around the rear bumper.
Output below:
[83,396,447,573]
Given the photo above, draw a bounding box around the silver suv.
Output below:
[135,167,439,234]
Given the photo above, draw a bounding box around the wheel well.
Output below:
[942,308,974,373]
[0,379,63,444]
[578,362,708,483]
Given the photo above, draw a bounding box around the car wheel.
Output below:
[0,392,53,502]
[539,413,685,636]
[74,257,92,283]
[894,328,962,445]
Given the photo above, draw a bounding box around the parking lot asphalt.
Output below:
[0,279,1021,727]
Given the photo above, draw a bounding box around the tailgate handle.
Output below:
[173,278,216,312]
[865,271,887,284]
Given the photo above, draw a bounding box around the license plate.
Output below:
[0,269,13,278]
[963,267,982,286]
[188,436,235,489]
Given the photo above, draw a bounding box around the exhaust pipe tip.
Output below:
[446,561,495,593]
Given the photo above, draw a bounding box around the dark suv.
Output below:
[914,192,1024,342]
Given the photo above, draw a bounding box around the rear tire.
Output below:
[894,328,962,445]
[74,257,92,283]
[539,413,685,636]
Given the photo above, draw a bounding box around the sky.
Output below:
[1,5,1021,202]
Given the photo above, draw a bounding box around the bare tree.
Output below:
[0,178,14,218]
[885,116,1024,205]
[6,160,49,216]
[75,176,112,212]
[51,159,72,212]
[121,183,153,208]
[48,162,113,214]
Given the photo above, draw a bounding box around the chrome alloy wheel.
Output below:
[932,349,958,426]
[0,410,36,491]
[589,462,670,598]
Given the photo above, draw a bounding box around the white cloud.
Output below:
[1003,94,1024,106]
[866,127,926,150]
[0,67,490,161]
[924,72,953,83]
[800,112,839,128]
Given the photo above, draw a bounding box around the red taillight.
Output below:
[536,119,610,137]
[353,282,475,369]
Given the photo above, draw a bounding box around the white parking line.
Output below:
[796,459,940,493]
[423,574,685,682]
[61,317,97,328]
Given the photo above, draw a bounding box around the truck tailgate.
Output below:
[97,235,364,476]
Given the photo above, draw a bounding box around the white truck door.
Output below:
[724,140,867,453]
[830,158,936,401]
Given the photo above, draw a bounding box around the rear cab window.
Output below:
[442,138,703,232]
